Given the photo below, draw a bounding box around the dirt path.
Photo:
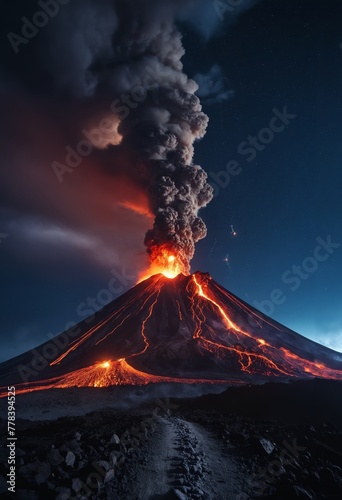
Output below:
[130,416,243,499]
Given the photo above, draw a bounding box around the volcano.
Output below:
[1,272,342,396]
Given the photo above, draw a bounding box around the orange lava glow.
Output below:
[138,246,185,282]
[1,272,341,399]
[189,275,292,376]
[190,274,342,380]
[0,358,237,397]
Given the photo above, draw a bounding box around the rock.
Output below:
[104,468,115,483]
[55,487,72,500]
[65,439,80,451]
[56,466,69,480]
[193,487,204,495]
[176,463,189,474]
[74,432,82,441]
[46,448,64,465]
[110,433,120,445]
[292,485,314,499]
[34,461,51,485]
[331,464,342,475]
[19,462,37,482]
[72,477,85,493]
[109,451,118,466]
[94,459,111,472]
[259,438,275,455]
[47,480,58,491]
[172,488,188,500]
[65,450,76,467]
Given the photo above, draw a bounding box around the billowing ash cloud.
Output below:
[99,0,214,273]
[2,0,265,277]
[194,64,234,105]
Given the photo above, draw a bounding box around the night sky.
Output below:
[1,0,342,362]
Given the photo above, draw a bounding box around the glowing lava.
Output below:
[189,273,342,379]
[138,246,184,281]
[0,271,341,398]
[0,358,234,397]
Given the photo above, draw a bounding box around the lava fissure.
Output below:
[0,272,341,397]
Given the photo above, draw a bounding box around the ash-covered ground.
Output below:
[1,379,342,499]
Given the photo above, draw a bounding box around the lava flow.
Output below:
[1,271,342,397]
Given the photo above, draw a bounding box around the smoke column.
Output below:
[109,0,213,275]
[0,0,214,278]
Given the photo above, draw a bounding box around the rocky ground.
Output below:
[0,379,341,499]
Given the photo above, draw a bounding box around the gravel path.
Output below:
[126,416,242,499]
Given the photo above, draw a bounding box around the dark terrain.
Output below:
[1,379,342,499]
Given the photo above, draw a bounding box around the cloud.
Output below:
[316,319,342,354]
[179,0,262,39]
[38,0,118,97]
[0,92,153,276]
[317,332,342,354]
[1,0,258,279]
[193,65,234,105]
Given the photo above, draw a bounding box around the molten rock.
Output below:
[0,272,341,396]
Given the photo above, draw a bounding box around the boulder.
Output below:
[65,451,76,467]
[110,433,120,445]
[46,448,64,466]
[259,438,275,455]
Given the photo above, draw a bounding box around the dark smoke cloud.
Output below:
[96,0,214,273]
[109,14,214,271]
[39,0,118,97]
[1,0,215,275]
[0,0,260,276]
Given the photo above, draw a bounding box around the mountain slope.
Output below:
[1,272,341,394]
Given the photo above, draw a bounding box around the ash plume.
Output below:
[108,0,214,273]
[1,0,217,277]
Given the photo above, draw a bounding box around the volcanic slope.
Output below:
[1,272,342,394]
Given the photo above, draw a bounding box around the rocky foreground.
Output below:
[0,379,341,499]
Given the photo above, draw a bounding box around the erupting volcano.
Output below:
[0,1,340,400]
[1,267,342,397]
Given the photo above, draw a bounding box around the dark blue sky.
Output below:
[191,0,342,351]
[0,0,341,361]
